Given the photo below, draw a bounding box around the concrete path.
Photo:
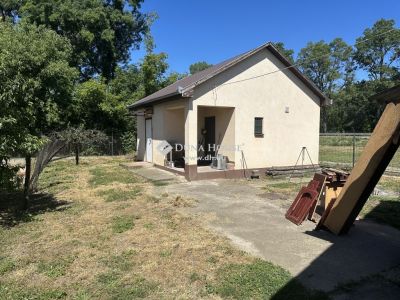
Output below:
[121,162,183,182]
[157,178,400,293]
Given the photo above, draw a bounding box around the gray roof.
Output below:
[128,42,329,109]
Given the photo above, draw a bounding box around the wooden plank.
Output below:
[307,174,327,221]
[323,101,400,234]
[371,84,400,103]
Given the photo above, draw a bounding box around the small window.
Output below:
[254,117,263,137]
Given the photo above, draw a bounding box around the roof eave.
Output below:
[181,42,271,94]
[127,91,181,110]
[370,85,400,104]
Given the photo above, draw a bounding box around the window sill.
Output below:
[254,134,264,138]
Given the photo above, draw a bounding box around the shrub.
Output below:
[121,132,136,154]
[0,159,22,192]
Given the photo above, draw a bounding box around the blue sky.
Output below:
[130,0,400,75]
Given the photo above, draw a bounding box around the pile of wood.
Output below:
[285,168,349,226]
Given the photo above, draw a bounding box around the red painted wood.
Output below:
[285,187,319,225]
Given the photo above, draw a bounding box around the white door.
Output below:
[145,119,153,162]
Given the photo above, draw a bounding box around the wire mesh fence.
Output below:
[319,133,400,175]
[56,132,130,157]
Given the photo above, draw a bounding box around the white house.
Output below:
[128,42,328,180]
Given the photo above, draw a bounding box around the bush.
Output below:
[121,132,136,154]
[0,159,22,192]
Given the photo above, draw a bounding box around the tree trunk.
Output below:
[75,145,79,165]
[22,155,32,210]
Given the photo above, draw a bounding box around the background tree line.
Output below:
[278,19,400,132]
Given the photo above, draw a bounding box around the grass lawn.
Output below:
[319,136,400,169]
[360,176,400,230]
[0,156,322,299]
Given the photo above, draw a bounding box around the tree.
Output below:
[0,0,21,22]
[189,61,212,75]
[0,22,77,208]
[72,79,128,133]
[56,127,108,165]
[354,19,400,81]
[140,52,170,95]
[297,39,354,95]
[273,42,295,63]
[297,39,354,132]
[20,0,150,80]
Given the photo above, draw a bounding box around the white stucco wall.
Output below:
[136,47,321,169]
[147,98,186,165]
[192,48,321,169]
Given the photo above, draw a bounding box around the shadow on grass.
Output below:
[0,191,71,228]
[364,199,400,230]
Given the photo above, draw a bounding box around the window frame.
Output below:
[254,117,264,137]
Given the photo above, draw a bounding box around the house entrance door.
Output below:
[145,119,153,162]
[204,116,216,159]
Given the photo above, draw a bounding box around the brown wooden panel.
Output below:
[323,101,400,234]
[286,187,319,225]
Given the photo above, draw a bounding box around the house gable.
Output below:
[128,43,328,110]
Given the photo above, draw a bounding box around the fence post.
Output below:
[111,130,114,156]
[352,133,356,168]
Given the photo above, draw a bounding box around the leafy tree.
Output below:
[20,0,150,80]
[297,39,354,132]
[0,22,77,207]
[354,19,400,81]
[0,0,21,22]
[72,79,128,133]
[189,61,212,75]
[56,127,108,165]
[140,52,170,95]
[297,39,354,95]
[273,42,295,63]
[327,80,394,132]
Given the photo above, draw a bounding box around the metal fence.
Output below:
[319,133,400,175]
[57,134,126,157]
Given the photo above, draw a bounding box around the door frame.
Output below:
[145,118,153,162]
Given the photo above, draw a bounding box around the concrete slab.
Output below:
[126,164,184,182]
[156,179,400,292]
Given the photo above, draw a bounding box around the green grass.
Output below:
[103,250,136,272]
[362,196,400,230]
[159,249,172,258]
[38,160,79,194]
[189,272,202,283]
[89,166,140,187]
[319,136,400,169]
[320,136,368,147]
[376,176,400,192]
[97,188,141,202]
[111,215,135,233]
[264,181,300,194]
[0,284,67,300]
[358,176,400,230]
[151,180,170,187]
[37,257,74,278]
[0,257,16,275]
[97,271,157,299]
[208,259,327,300]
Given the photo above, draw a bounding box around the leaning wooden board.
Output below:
[323,90,400,235]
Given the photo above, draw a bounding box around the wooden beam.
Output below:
[323,98,400,234]
[371,84,400,104]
